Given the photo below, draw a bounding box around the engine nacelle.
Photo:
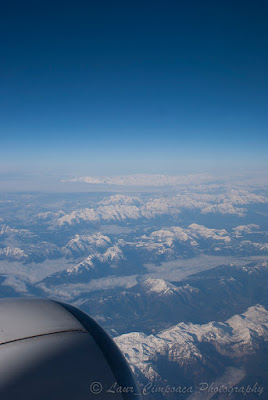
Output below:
[0,298,141,400]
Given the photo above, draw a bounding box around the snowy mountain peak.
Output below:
[102,245,125,262]
[100,194,142,206]
[0,247,28,261]
[115,305,268,381]
[67,255,95,274]
[141,279,179,295]
[63,233,111,256]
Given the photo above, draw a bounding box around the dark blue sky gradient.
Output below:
[0,0,267,173]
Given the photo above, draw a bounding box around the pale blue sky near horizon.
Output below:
[0,0,267,177]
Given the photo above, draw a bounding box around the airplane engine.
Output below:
[0,298,141,400]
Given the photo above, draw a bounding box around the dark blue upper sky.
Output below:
[0,0,267,175]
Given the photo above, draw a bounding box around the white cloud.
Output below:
[63,173,213,187]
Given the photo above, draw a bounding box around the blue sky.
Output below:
[0,0,267,176]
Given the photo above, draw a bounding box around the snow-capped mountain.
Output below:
[100,194,143,206]
[35,188,268,228]
[232,224,260,237]
[66,245,125,274]
[101,245,125,262]
[0,185,267,399]
[2,219,266,267]
[138,224,232,254]
[63,233,111,256]
[140,279,198,297]
[56,208,100,226]
[55,205,143,226]
[0,247,28,261]
[141,278,182,295]
[115,305,268,397]
[0,224,34,238]
[26,242,62,261]
[76,260,268,335]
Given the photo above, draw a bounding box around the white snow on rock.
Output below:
[0,225,19,235]
[37,210,65,220]
[0,224,34,238]
[221,189,268,205]
[188,224,231,242]
[37,187,268,227]
[149,227,190,243]
[101,245,125,262]
[66,245,125,275]
[99,194,143,206]
[97,205,141,221]
[141,279,181,295]
[241,240,268,251]
[55,205,142,226]
[200,203,246,216]
[136,224,231,255]
[67,255,95,274]
[0,247,28,261]
[63,233,111,256]
[233,224,260,237]
[57,208,100,226]
[115,305,268,381]
[140,279,199,297]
